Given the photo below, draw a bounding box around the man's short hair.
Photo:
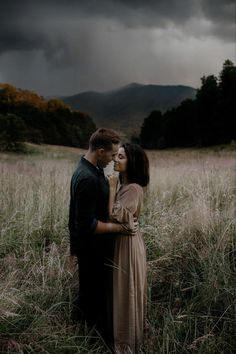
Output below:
[89,128,121,151]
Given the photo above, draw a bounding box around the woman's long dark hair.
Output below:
[122,143,149,187]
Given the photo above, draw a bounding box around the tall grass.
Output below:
[0,145,235,353]
[143,149,236,353]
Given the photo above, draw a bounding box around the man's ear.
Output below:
[97,148,105,156]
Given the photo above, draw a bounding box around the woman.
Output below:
[108,143,150,354]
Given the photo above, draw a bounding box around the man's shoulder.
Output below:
[71,170,98,196]
[72,166,97,184]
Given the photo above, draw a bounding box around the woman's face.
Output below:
[114,147,128,173]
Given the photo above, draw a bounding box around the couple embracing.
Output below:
[69,128,149,354]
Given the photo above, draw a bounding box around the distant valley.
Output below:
[61,83,196,138]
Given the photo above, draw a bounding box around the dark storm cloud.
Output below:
[200,0,236,40]
[0,0,235,95]
[0,29,46,52]
[0,0,235,53]
[201,0,235,22]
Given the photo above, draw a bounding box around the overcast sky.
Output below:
[0,0,235,96]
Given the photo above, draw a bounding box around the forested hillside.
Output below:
[0,84,96,151]
[140,60,236,148]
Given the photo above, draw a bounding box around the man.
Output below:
[68,128,133,339]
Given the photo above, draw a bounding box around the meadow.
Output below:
[0,144,235,353]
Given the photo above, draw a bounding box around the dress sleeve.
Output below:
[110,184,142,232]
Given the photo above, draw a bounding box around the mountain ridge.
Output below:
[61,83,196,137]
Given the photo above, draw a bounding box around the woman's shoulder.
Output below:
[122,183,143,194]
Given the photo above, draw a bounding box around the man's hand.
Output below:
[132,217,139,235]
[120,217,139,236]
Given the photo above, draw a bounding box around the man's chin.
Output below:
[98,162,106,168]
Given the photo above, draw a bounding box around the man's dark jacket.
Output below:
[68,156,114,334]
[69,156,110,255]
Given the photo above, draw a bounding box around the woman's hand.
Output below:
[108,174,118,191]
[108,175,118,217]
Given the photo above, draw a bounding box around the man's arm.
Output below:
[71,175,136,245]
[73,176,99,234]
[94,220,125,234]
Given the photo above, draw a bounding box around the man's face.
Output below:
[97,143,119,168]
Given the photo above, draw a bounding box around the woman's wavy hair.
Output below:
[122,143,149,187]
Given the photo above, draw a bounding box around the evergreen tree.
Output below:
[140,59,236,149]
[140,111,166,149]
[196,75,219,145]
[218,59,236,142]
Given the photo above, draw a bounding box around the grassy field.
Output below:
[0,144,235,353]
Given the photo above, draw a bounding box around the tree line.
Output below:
[140,60,236,148]
[1,59,235,152]
[0,84,96,151]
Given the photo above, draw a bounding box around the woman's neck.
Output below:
[120,172,129,185]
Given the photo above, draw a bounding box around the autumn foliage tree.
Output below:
[0,83,96,150]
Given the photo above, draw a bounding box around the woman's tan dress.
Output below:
[110,183,146,354]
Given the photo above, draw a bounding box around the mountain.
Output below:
[61,83,196,137]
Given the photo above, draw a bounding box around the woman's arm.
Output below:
[94,175,138,235]
[107,179,140,235]
[108,175,118,218]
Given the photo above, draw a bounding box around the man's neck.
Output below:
[84,151,98,167]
